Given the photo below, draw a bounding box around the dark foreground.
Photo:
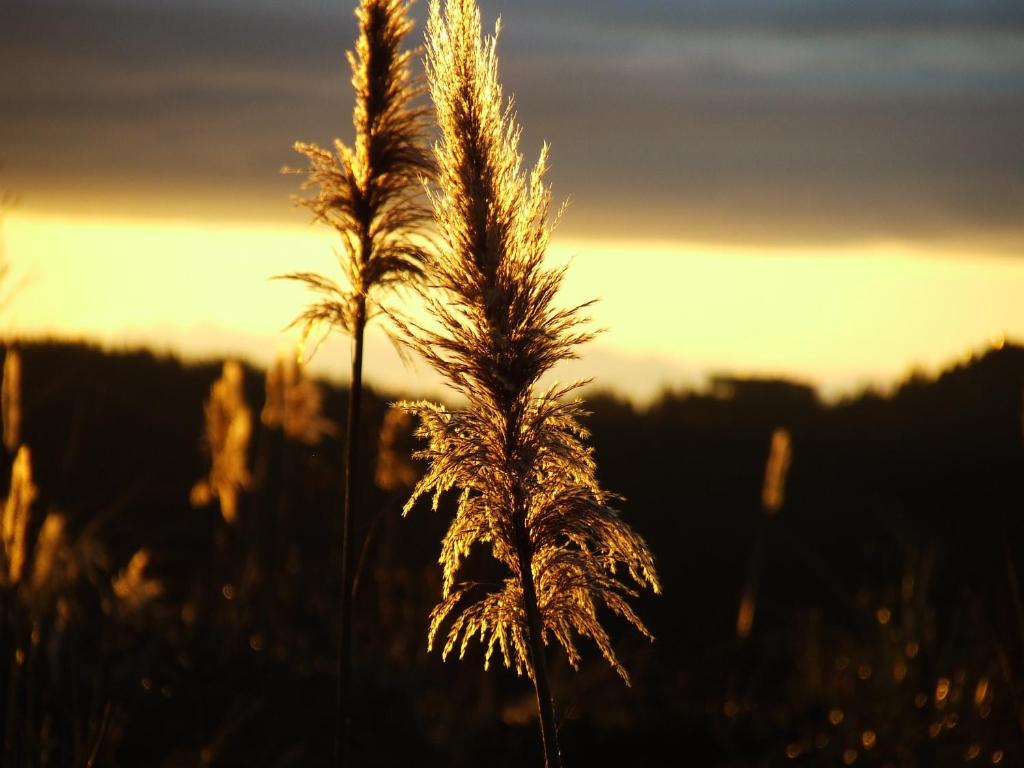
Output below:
[2,339,1023,767]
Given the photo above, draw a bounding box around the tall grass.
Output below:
[190,361,253,525]
[261,355,337,447]
[0,346,147,765]
[398,1,660,764]
[736,427,792,640]
[279,0,432,762]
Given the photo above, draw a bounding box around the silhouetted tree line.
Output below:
[2,339,1022,767]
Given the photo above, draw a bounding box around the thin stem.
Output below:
[337,295,366,768]
[85,700,112,768]
[351,503,385,603]
[514,516,562,768]
[506,406,562,768]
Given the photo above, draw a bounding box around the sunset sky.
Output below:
[2,0,1022,402]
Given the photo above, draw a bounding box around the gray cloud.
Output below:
[1,0,1022,248]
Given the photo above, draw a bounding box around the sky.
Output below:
[1,0,1022,402]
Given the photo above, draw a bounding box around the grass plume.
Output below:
[28,512,67,599]
[374,406,419,492]
[761,427,792,516]
[1,447,37,587]
[261,355,337,446]
[736,427,793,640]
[281,0,433,351]
[190,361,252,525]
[278,1,432,763]
[398,1,660,763]
[111,548,163,616]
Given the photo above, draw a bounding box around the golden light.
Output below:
[761,427,792,515]
[736,590,756,639]
[8,210,1024,404]
[974,677,991,707]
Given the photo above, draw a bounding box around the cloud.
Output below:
[2,0,1022,248]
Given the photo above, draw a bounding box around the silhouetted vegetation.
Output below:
[1,338,1021,766]
[397,2,659,764]
[280,0,432,762]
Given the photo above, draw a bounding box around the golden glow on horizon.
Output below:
[4,210,1023,402]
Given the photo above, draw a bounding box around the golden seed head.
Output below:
[375,406,419,491]
[191,361,252,524]
[261,355,337,445]
[736,589,756,639]
[279,0,433,353]
[29,512,68,595]
[398,0,659,685]
[2,445,37,586]
[761,427,792,514]
[112,548,163,613]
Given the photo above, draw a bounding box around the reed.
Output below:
[736,427,792,640]
[1,446,36,590]
[111,549,163,616]
[279,1,432,763]
[261,355,337,446]
[190,361,253,525]
[398,2,660,764]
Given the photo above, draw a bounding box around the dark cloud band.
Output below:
[2,0,1022,248]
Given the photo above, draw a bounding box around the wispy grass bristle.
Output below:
[262,355,337,445]
[1,445,37,587]
[191,361,252,524]
[397,1,660,763]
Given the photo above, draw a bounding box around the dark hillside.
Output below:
[3,339,1022,767]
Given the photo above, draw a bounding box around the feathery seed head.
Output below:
[282,0,433,353]
[1,445,37,586]
[736,589,756,640]
[262,355,338,445]
[401,0,659,685]
[29,511,67,595]
[762,427,792,515]
[112,548,164,614]
[375,405,420,491]
[191,361,252,524]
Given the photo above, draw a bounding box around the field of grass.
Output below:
[0,339,1021,766]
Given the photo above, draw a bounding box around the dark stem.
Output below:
[85,700,112,768]
[351,504,386,603]
[337,295,366,768]
[737,512,770,641]
[513,515,563,768]
[503,400,562,768]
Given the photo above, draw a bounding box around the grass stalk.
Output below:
[279,1,431,761]
[398,2,660,764]
[337,295,366,767]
